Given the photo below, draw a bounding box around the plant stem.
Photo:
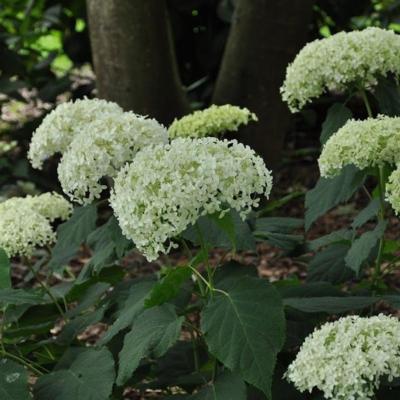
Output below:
[360,89,373,118]
[26,263,66,319]
[372,165,386,289]
[0,350,44,375]
[359,89,386,291]
[195,224,214,293]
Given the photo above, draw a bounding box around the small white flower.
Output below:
[0,140,17,156]
[0,193,72,258]
[281,28,400,112]
[318,116,400,177]
[110,137,272,261]
[286,314,400,400]
[168,104,257,139]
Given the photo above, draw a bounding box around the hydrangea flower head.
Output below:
[0,193,72,257]
[28,98,123,169]
[57,111,168,204]
[28,98,168,204]
[168,104,257,139]
[110,137,272,261]
[281,28,400,112]
[286,314,400,400]
[318,116,400,178]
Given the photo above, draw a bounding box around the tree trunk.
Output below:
[213,0,314,168]
[86,0,189,125]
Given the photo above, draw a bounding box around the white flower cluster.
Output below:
[28,98,168,204]
[386,167,400,215]
[110,137,272,261]
[168,104,257,139]
[0,193,72,258]
[318,116,400,178]
[28,98,123,169]
[286,315,400,400]
[281,28,400,112]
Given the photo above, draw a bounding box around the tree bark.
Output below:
[212,0,314,168]
[86,0,189,124]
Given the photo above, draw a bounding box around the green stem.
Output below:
[1,351,44,375]
[26,264,66,319]
[372,165,386,290]
[360,88,387,291]
[360,89,373,118]
[195,224,214,292]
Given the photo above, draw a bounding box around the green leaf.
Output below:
[0,359,31,400]
[57,307,105,345]
[99,281,154,344]
[308,244,353,284]
[34,348,115,400]
[145,267,192,308]
[305,165,365,230]
[374,77,400,117]
[201,276,285,398]
[0,249,11,290]
[308,229,352,251]
[254,232,303,253]
[284,296,378,313]
[49,205,97,271]
[345,220,387,275]
[255,218,303,234]
[320,103,353,144]
[351,199,380,229]
[183,210,256,252]
[87,216,132,272]
[117,304,184,385]
[191,371,247,400]
[0,289,44,306]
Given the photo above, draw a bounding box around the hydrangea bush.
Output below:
[2,27,400,400]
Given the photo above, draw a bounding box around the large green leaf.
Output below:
[99,280,154,344]
[0,249,11,290]
[191,371,247,400]
[284,296,378,313]
[255,218,303,234]
[117,304,184,385]
[183,210,256,252]
[345,220,387,275]
[320,102,352,144]
[305,166,365,230]
[34,348,115,400]
[0,359,31,400]
[308,229,352,251]
[0,289,44,306]
[351,199,380,230]
[307,244,353,284]
[201,276,285,398]
[49,205,97,271]
[145,266,192,308]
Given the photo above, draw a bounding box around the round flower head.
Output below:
[110,137,272,261]
[0,193,72,258]
[281,28,400,112]
[286,314,400,400]
[168,104,257,139]
[318,116,400,178]
[28,98,123,169]
[57,112,168,204]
